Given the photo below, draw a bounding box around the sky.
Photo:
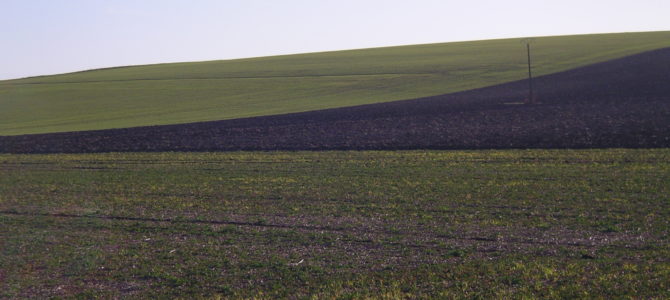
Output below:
[2,0,669,80]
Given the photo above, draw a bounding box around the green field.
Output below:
[1,31,669,136]
[1,150,668,298]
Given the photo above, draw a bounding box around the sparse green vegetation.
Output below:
[1,31,669,135]
[1,149,668,298]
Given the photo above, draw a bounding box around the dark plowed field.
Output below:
[2,48,670,153]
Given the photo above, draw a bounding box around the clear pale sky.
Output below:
[2,0,669,80]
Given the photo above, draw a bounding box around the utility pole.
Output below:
[523,38,535,104]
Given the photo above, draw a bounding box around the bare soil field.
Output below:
[1,48,669,153]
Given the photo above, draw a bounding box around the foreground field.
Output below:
[1,31,669,135]
[1,150,668,298]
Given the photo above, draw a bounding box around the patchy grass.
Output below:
[1,149,669,298]
[1,31,669,135]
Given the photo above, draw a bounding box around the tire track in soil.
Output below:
[0,210,648,251]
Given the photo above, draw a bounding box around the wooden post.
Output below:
[526,42,534,104]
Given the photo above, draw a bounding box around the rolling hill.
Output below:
[2,46,669,153]
[1,31,669,136]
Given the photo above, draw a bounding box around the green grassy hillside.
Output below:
[1,31,669,135]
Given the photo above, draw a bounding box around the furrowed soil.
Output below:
[1,48,669,153]
[1,150,669,298]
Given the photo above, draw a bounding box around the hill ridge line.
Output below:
[1,72,434,86]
